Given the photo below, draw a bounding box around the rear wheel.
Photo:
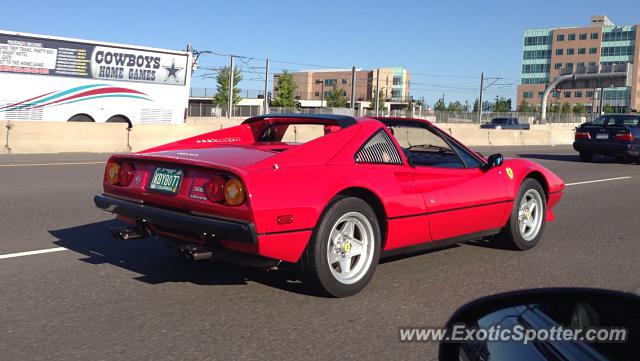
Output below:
[299,197,380,297]
[579,152,592,162]
[498,178,546,250]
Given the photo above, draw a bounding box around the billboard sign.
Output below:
[0,33,188,86]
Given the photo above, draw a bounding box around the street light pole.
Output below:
[228,56,234,118]
[375,69,380,116]
[478,72,483,124]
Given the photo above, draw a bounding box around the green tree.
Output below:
[473,99,480,112]
[603,105,615,114]
[272,70,297,107]
[517,100,535,112]
[573,103,587,114]
[212,66,242,107]
[447,101,466,112]
[561,102,572,114]
[548,104,560,113]
[492,97,512,112]
[369,88,386,112]
[434,98,446,111]
[326,85,347,107]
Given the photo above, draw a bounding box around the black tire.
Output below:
[106,115,132,128]
[498,178,547,251]
[299,197,381,297]
[579,152,592,162]
[68,114,94,122]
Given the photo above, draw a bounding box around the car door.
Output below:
[390,122,510,241]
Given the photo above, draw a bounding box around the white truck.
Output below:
[0,30,193,126]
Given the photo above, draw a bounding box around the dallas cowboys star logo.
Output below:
[163,59,183,82]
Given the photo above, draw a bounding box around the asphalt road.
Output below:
[1,145,639,360]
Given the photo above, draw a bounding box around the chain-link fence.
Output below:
[188,102,599,124]
[433,111,598,124]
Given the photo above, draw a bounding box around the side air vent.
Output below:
[355,129,403,165]
[140,108,173,123]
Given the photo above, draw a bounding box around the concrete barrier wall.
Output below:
[0,118,578,154]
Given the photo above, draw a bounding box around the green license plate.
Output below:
[149,167,183,194]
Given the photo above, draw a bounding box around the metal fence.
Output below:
[188,103,598,124]
[433,111,598,124]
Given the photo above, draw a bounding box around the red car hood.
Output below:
[133,145,279,171]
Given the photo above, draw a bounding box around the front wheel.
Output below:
[299,197,380,297]
[498,178,547,250]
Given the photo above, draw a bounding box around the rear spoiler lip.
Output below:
[107,153,248,176]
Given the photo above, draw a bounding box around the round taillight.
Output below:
[205,175,226,202]
[107,163,120,185]
[118,163,135,186]
[224,178,246,206]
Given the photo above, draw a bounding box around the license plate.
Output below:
[149,167,183,194]
[596,133,609,140]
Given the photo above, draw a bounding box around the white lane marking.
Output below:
[566,176,632,186]
[0,247,68,260]
[0,161,106,167]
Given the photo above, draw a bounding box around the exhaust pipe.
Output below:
[178,245,213,261]
[110,226,149,240]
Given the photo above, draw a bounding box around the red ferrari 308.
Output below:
[95,114,564,297]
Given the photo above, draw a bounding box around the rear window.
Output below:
[256,123,332,144]
[492,118,508,124]
[590,115,640,126]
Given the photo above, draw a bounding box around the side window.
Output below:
[389,124,465,168]
[448,140,483,168]
[355,130,403,165]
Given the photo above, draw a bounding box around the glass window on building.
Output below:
[324,91,331,97]
[556,49,564,56]
[392,76,402,86]
[556,34,565,41]
[553,91,561,98]
[566,63,574,69]
[578,48,586,54]
[588,61,597,67]
[564,91,571,98]
[314,91,320,97]
[601,46,635,57]
[341,79,347,84]
[554,63,562,69]
[586,91,594,98]
[324,79,337,86]
[391,89,402,99]
[523,91,533,99]
[538,91,545,97]
[575,91,583,98]
[579,33,587,40]
[567,48,574,55]
[589,47,597,54]
[577,62,585,68]
[591,32,599,40]
[603,30,636,42]
[568,33,576,41]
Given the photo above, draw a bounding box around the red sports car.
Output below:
[94,114,564,297]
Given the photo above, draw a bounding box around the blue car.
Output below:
[573,114,640,162]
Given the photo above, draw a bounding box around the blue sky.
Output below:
[1,0,638,106]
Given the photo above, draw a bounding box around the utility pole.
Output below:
[478,72,484,124]
[263,58,269,115]
[598,87,604,115]
[350,66,356,110]
[375,69,380,116]
[228,56,234,118]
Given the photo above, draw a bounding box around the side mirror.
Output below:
[439,288,640,361]
[482,153,503,170]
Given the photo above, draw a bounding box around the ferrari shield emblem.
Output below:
[506,167,514,180]
[344,243,351,254]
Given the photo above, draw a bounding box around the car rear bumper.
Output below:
[573,141,640,157]
[94,194,257,244]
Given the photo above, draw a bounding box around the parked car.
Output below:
[94,114,564,297]
[480,117,531,130]
[573,114,640,162]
